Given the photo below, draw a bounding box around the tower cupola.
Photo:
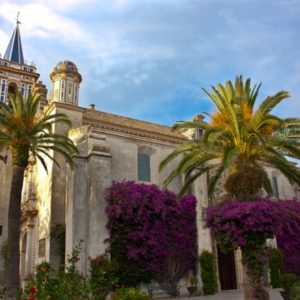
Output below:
[49,60,82,106]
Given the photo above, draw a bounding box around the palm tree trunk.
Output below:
[6,165,25,298]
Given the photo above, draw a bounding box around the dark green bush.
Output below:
[112,288,150,300]
[89,254,119,300]
[269,248,283,288]
[199,251,218,295]
[281,273,297,293]
[20,242,89,300]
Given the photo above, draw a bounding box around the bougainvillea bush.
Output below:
[205,199,300,274]
[105,181,197,294]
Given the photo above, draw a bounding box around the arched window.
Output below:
[8,82,18,99]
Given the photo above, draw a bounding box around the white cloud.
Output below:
[0,2,86,42]
[0,29,9,57]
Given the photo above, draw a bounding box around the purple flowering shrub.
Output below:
[105,181,197,292]
[205,199,300,275]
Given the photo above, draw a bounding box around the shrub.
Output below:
[89,254,119,300]
[281,273,297,293]
[105,180,197,292]
[269,248,283,288]
[20,242,89,300]
[112,288,150,300]
[199,251,218,295]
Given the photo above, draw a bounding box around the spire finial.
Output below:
[4,14,24,64]
[16,12,21,25]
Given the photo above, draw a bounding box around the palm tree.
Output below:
[0,92,78,297]
[160,76,300,300]
[160,76,300,199]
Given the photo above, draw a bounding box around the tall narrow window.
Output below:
[28,85,32,96]
[138,153,150,182]
[61,80,65,101]
[0,80,7,102]
[74,84,79,104]
[21,83,25,97]
[272,176,279,198]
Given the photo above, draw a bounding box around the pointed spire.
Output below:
[4,13,25,64]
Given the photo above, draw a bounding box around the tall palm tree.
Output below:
[160,76,300,300]
[160,76,300,199]
[0,92,78,297]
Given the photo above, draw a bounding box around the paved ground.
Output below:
[165,289,282,299]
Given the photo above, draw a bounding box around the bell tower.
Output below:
[49,60,82,106]
[0,17,40,102]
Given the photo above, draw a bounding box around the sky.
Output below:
[0,0,300,126]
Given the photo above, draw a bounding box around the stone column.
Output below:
[66,127,111,274]
[194,174,212,253]
[65,155,88,273]
[22,197,37,283]
[24,220,34,280]
[87,131,111,260]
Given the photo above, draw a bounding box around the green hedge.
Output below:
[199,251,218,295]
[112,288,150,300]
[269,248,283,288]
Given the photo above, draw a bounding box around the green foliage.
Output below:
[20,242,124,300]
[281,273,297,293]
[20,241,89,300]
[281,273,300,300]
[269,248,283,288]
[0,240,8,270]
[199,251,218,295]
[0,92,78,168]
[159,76,300,198]
[112,288,150,300]
[89,254,119,300]
[242,233,269,282]
[290,284,300,300]
[189,275,197,286]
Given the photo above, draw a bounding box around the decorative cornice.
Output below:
[0,64,40,80]
[44,102,187,145]
[83,113,187,145]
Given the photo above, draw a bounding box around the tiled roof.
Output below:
[83,109,186,144]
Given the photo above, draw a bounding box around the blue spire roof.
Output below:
[4,22,24,64]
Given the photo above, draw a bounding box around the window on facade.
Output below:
[192,128,203,140]
[21,83,25,97]
[272,176,279,198]
[138,153,151,182]
[0,80,7,101]
[8,82,17,99]
[61,80,65,101]
[74,84,78,104]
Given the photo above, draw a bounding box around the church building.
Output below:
[0,21,299,293]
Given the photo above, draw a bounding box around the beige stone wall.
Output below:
[265,166,299,199]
